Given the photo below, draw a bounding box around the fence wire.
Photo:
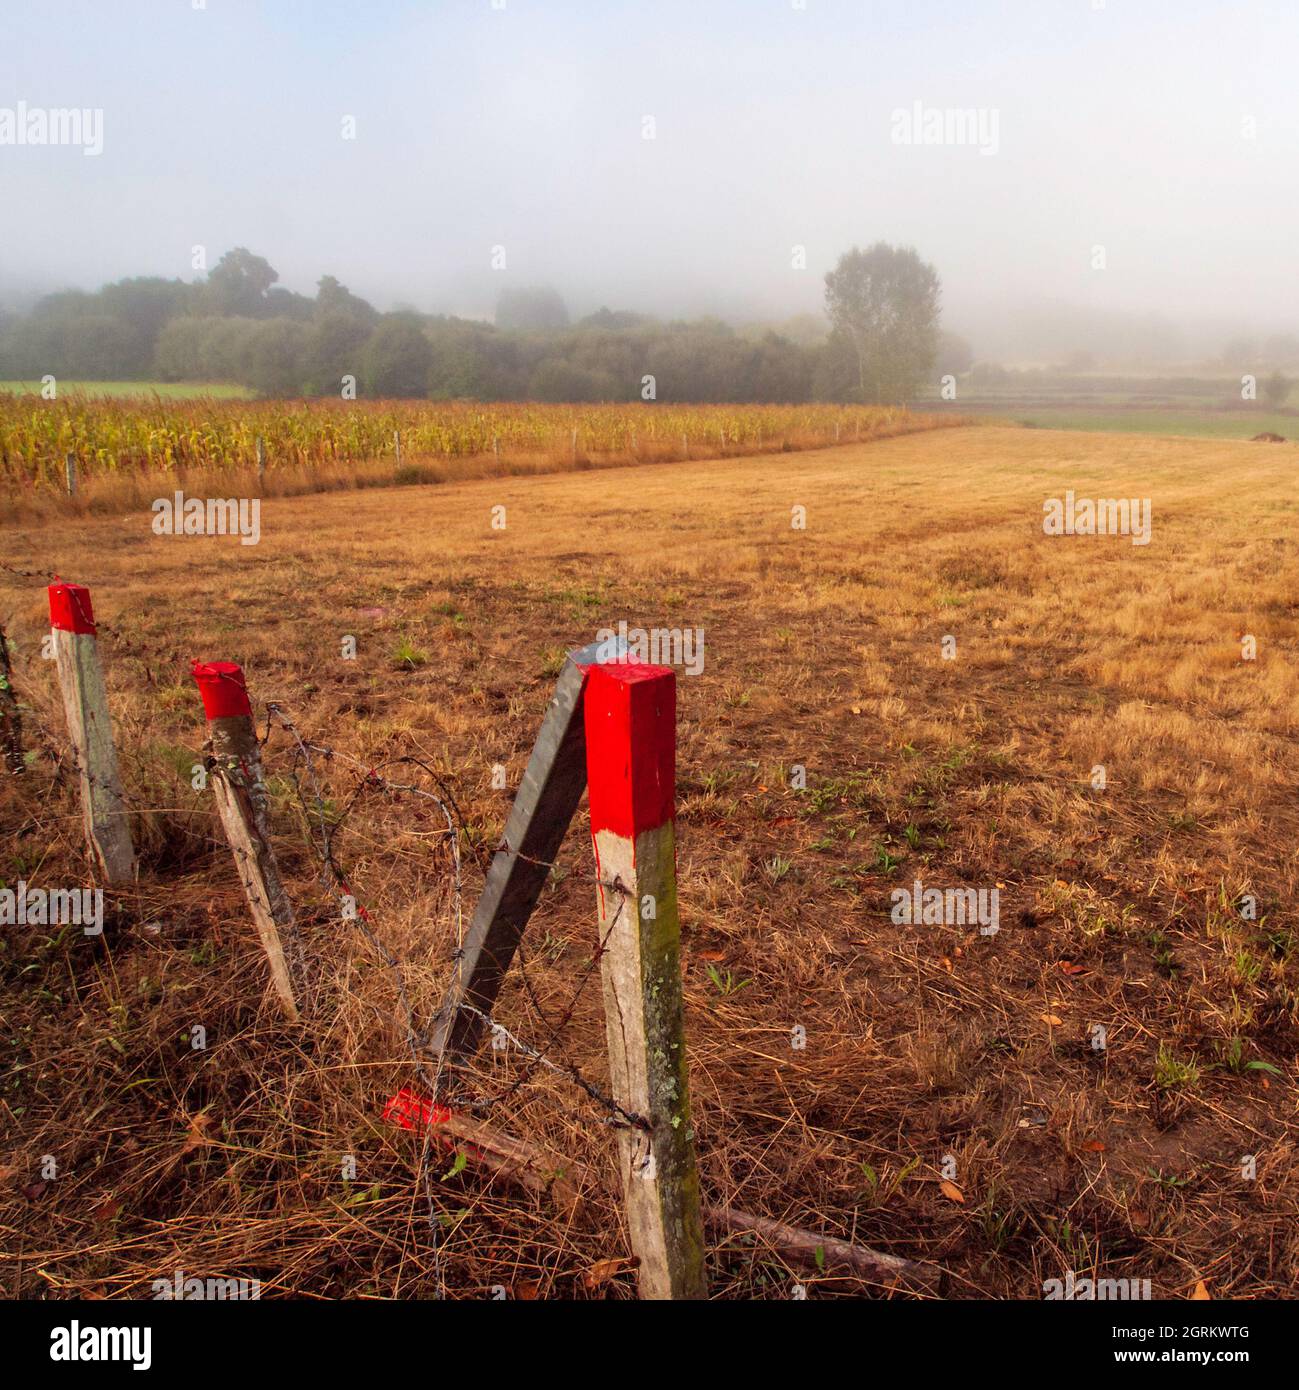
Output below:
[1,558,641,1298]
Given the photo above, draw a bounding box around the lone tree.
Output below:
[824,243,940,404]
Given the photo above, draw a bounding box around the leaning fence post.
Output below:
[584,661,706,1300]
[394,430,402,468]
[192,660,301,1021]
[0,621,25,775]
[64,452,77,497]
[432,637,625,1061]
[48,581,135,881]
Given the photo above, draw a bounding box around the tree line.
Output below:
[0,244,957,403]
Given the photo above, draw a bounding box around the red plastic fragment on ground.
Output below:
[383,1086,451,1131]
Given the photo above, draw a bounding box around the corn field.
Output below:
[0,395,932,490]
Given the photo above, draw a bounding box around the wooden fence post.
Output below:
[0,621,25,775]
[256,435,266,488]
[432,637,624,1060]
[48,582,135,881]
[192,660,301,1021]
[583,662,706,1300]
[394,430,402,468]
[64,452,77,497]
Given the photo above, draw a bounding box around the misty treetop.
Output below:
[824,243,942,406]
[0,246,949,405]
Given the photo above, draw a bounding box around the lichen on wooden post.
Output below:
[583,661,706,1300]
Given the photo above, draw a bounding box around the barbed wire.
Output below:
[0,558,648,1291]
[261,704,643,1126]
[0,559,54,582]
[253,702,658,1298]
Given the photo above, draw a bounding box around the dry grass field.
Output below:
[2,424,1297,1299]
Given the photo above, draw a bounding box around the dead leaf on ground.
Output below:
[939,1180,965,1204]
[1041,1014,1064,1027]
[582,1257,636,1289]
[1190,1279,1211,1300]
[164,1110,216,1172]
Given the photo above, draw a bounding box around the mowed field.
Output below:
[2,424,1297,1299]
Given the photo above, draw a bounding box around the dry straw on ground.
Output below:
[1,425,1296,1299]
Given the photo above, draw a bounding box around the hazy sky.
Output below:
[1,0,1294,348]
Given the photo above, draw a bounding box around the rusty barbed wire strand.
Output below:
[262,703,642,1126]
[0,559,652,1291]
[255,702,655,1301]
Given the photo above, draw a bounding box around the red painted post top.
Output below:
[583,661,676,838]
[191,660,253,720]
[48,580,96,635]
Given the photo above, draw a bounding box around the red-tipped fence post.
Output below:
[193,660,300,1021]
[584,662,706,1300]
[48,581,135,881]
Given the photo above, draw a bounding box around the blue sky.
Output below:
[1,1,1294,345]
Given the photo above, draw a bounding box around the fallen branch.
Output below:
[385,1088,585,1213]
[703,1204,934,1285]
[385,1090,937,1289]
[432,1109,585,1214]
